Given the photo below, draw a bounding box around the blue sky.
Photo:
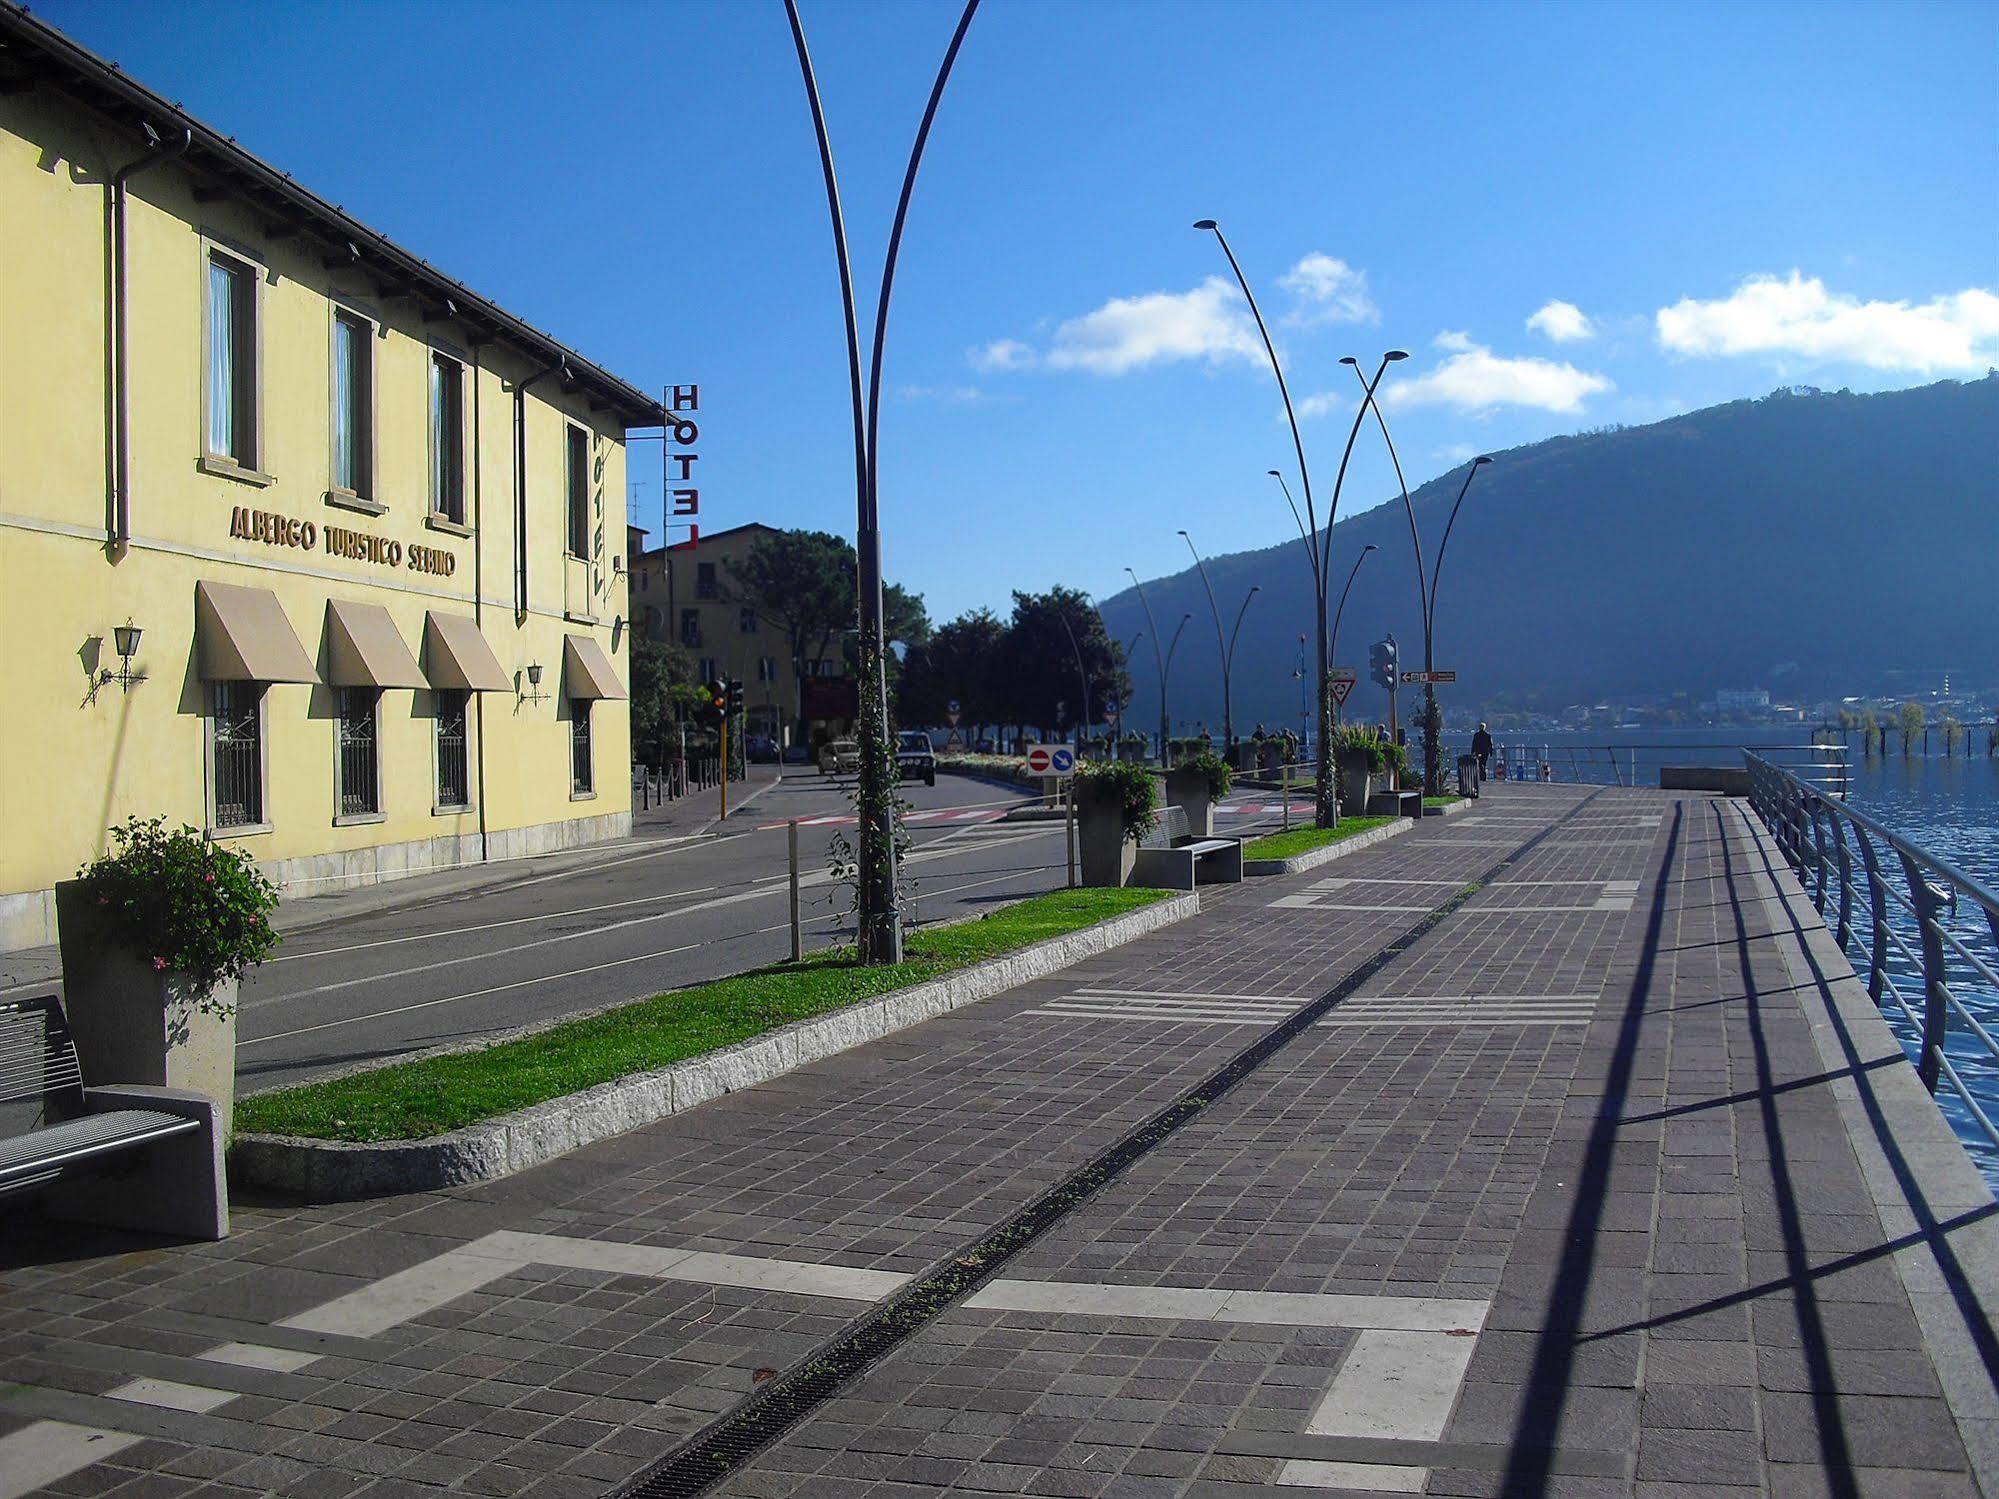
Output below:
[42,0,1997,624]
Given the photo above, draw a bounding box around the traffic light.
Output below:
[1369,637,1398,692]
[701,678,727,723]
[725,678,744,715]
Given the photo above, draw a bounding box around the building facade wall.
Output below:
[630,524,855,754]
[0,89,636,950]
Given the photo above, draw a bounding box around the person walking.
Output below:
[1471,722,1494,783]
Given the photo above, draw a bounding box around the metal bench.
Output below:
[1133,805,1244,890]
[0,995,227,1240]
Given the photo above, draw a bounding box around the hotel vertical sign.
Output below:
[666,384,699,550]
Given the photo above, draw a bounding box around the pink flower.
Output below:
[97,896,110,907]
[151,956,167,971]
[204,873,215,884]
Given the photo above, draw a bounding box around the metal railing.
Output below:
[1468,739,1849,793]
[1743,751,1999,1158]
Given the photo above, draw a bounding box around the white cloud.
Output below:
[968,337,1035,373]
[1279,253,1378,326]
[1655,272,1999,373]
[1384,332,1613,414]
[1296,391,1345,421]
[1437,442,1479,464]
[897,384,984,404]
[1042,276,1262,375]
[1527,299,1594,343]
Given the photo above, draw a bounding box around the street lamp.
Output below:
[1056,604,1094,749]
[1124,567,1187,762]
[782,0,980,963]
[1162,611,1194,761]
[1178,530,1257,752]
[1199,213,1402,826]
[1329,544,1376,720]
[1345,357,1489,793]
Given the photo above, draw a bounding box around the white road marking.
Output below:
[1277,1327,1480,1492]
[106,1377,236,1414]
[200,1343,319,1373]
[968,1279,1486,1332]
[0,1422,142,1499]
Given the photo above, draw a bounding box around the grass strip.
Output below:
[1242,816,1395,861]
[236,887,1171,1144]
[1423,793,1464,808]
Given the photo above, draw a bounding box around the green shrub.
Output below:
[1329,725,1412,781]
[75,816,280,1004]
[1078,758,1160,845]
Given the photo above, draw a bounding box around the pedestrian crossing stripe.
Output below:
[1022,988,1597,1029]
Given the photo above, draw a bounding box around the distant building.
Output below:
[0,9,662,949]
[628,524,851,753]
[1716,688,1772,713]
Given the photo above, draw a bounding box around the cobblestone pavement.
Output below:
[2,786,1993,1498]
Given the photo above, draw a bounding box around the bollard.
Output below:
[788,819,802,963]
[1065,778,1078,888]
[1282,764,1291,831]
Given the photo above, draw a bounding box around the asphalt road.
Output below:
[4,770,1311,1093]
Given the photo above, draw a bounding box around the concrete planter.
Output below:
[1076,781,1139,888]
[54,881,240,1138]
[1242,814,1414,876]
[1162,768,1216,838]
[1336,751,1375,819]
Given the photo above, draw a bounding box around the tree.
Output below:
[629,637,701,766]
[1001,588,1130,741]
[897,608,1005,730]
[1897,701,1924,755]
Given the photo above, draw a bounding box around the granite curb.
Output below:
[230,890,1201,1203]
[1241,814,1413,877]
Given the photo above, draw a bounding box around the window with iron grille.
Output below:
[570,700,593,794]
[696,561,717,598]
[337,687,381,817]
[679,608,701,647]
[211,680,264,829]
[436,690,470,808]
[757,656,776,682]
[738,607,758,635]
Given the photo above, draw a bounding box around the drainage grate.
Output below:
[613,791,1605,1498]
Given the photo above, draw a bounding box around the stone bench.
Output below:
[0,994,227,1240]
[1132,805,1244,890]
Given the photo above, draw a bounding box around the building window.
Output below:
[570,700,594,795]
[429,352,465,523]
[211,680,264,829]
[436,690,470,809]
[680,609,702,648]
[337,687,381,818]
[698,657,718,682]
[204,251,258,466]
[643,605,663,640]
[639,569,649,593]
[696,561,718,599]
[566,425,590,558]
[331,310,373,498]
[738,607,758,635]
[757,656,776,683]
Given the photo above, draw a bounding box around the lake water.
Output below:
[1450,728,1999,1185]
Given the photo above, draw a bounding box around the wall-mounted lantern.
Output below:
[519,661,549,705]
[93,620,147,698]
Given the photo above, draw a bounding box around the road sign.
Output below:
[1329,675,1356,708]
[1025,745,1053,774]
[1049,746,1076,774]
[1404,670,1458,684]
[1025,744,1076,776]
[947,699,960,714]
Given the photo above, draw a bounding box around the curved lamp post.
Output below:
[783,0,979,962]
[1329,543,1377,720]
[1346,355,1491,791]
[1199,210,1402,824]
[1162,611,1194,756]
[1124,567,1185,762]
[1178,530,1257,752]
[1055,604,1094,747]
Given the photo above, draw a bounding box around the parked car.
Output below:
[896,730,937,786]
[818,738,860,776]
[744,734,779,763]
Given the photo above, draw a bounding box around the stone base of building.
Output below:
[0,809,632,954]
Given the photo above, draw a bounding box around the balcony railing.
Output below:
[1743,751,1999,1165]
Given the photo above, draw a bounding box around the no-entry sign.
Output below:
[1025,745,1075,775]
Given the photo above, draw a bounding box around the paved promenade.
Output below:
[3,785,1994,1498]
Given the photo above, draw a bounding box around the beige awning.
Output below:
[562,634,627,701]
[422,611,510,692]
[195,580,317,683]
[325,600,426,689]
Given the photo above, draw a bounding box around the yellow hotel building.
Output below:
[0,9,664,949]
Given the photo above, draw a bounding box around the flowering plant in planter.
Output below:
[1177,751,1234,801]
[1077,759,1160,846]
[74,817,280,1012]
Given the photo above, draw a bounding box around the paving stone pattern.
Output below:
[0,785,1991,1497]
